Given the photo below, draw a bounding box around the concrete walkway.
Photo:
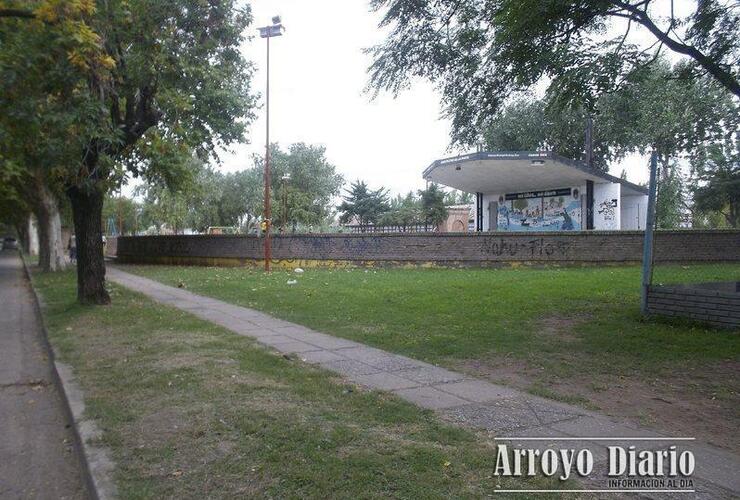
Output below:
[108,266,738,498]
[0,251,88,500]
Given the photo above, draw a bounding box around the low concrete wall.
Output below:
[647,283,740,329]
[112,230,740,268]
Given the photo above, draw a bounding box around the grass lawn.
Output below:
[121,263,740,450]
[32,269,569,499]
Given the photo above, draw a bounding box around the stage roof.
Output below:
[423,151,648,197]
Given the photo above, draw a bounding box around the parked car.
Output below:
[2,237,18,250]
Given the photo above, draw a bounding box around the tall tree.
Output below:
[379,192,422,230]
[1,0,257,303]
[483,60,733,175]
[691,138,740,228]
[338,181,390,227]
[655,162,687,228]
[102,194,141,235]
[418,184,448,227]
[137,185,190,234]
[260,143,344,230]
[0,161,32,250]
[0,5,86,271]
[179,167,262,233]
[368,0,740,147]
[443,189,473,206]
[482,97,622,171]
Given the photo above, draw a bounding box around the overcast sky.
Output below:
[216,0,694,196]
[218,0,452,196]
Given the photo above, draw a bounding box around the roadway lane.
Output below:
[0,251,88,500]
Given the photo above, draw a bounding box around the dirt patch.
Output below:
[456,356,740,453]
[538,313,592,341]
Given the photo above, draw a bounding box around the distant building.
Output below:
[424,151,648,231]
[439,205,472,233]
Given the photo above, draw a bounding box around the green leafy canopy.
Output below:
[368,0,740,147]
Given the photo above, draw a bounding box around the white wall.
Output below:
[593,182,621,230]
[620,195,648,230]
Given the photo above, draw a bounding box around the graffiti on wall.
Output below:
[481,237,571,258]
[598,199,618,221]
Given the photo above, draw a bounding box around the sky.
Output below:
[214,0,695,196]
[219,0,453,196]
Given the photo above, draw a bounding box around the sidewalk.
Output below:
[0,251,88,500]
[108,265,739,498]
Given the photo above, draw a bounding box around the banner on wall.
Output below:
[497,188,581,231]
[504,188,572,201]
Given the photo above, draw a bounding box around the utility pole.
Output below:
[641,152,658,315]
[258,17,284,272]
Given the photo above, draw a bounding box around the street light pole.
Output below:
[281,173,291,232]
[258,16,284,273]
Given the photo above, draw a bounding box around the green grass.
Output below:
[32,269,571,499]
[122,263,740,379]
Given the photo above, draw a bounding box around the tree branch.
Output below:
[611,0,740,97]
[0,8,35,19]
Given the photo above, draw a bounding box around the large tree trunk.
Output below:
[14,220,29,254]
[67,185,110,305]
[35,206,50,271]
[34,179,67,272]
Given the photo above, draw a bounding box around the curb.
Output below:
[20,254,118,500]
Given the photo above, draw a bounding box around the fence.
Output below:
[343,224,438,234]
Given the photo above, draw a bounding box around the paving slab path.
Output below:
[0,251,88,500]
[108,265,738,499]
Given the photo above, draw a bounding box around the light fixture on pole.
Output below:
[281,173,291,232]
[258,15,284,272]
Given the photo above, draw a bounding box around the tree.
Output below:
[0,161,32,250]
[379,192,422,230]
[482,96,624,171]
[1,0,257,303]
[655,162,687,229]
[418,184,448,227]
[443,189,473,206]
[0,6,86,272]
[181,167,262,233]
[691,139,740,228]
[138,185,189,234]
[607,62,733,170]
[368,0,740,147]
[482,59,734,208]
[102,194,140,235]
[261,143,344,230]
[338,181,390,227]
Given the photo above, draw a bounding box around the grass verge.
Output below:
[32,269,572,499]
[120,263,740,450]
[121,263,740,371]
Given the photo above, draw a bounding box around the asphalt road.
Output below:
[0,251,88,500]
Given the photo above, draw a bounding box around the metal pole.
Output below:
[640,151,658,315]
[282,177,287,231]
[584,114,593,168]
[264,35,272,272]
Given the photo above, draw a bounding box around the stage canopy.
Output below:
[423,151,647,197]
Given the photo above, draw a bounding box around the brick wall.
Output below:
[647,283,740,329]
[113,230,740,266]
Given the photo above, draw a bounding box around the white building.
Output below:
[424,151,648,232]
